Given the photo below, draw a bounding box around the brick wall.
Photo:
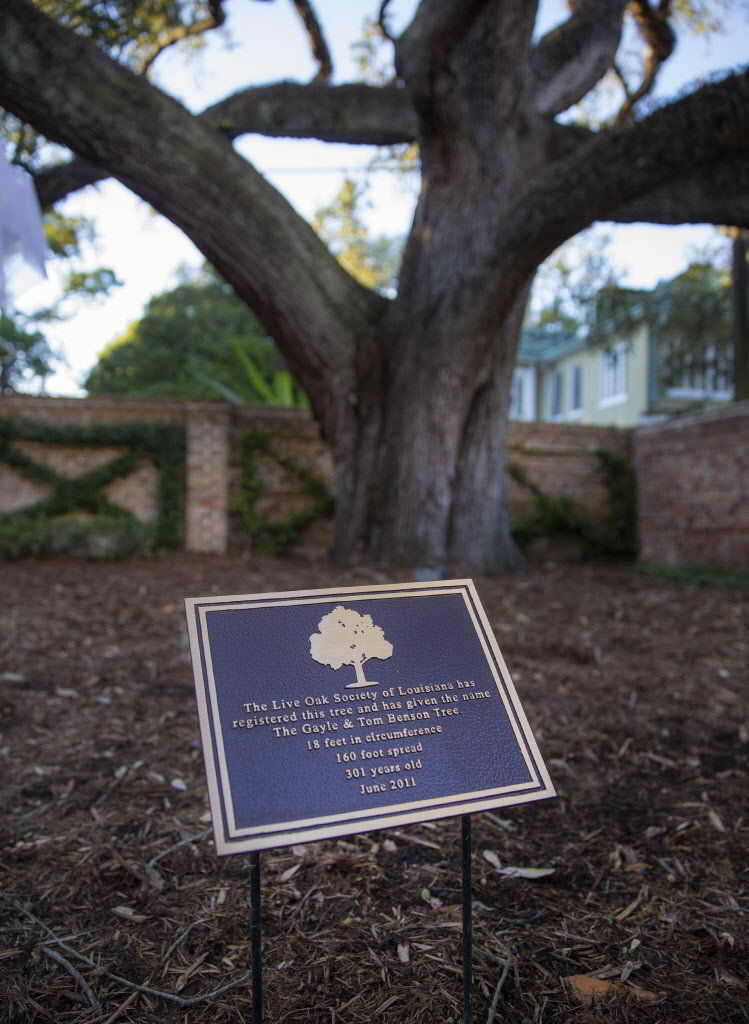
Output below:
[506,420,630,523]
[185,403,231,554]
[1,394,632,559]
[635,402,749,571]
[0,395,220,552]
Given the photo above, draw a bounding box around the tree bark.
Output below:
[331,284,528,572]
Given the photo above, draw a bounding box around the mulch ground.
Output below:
[0,552,747,1024]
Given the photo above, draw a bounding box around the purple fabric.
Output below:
[0,150,47,309]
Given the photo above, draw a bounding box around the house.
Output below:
[511,315,733,427]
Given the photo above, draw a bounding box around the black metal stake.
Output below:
[461,814,473,1024]
[249,851,263,1024]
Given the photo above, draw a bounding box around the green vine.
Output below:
[0,418,185,557]
[508,463,590,548]
[590,447,637,557]
[232,430,334,554]
[509,447,636,557]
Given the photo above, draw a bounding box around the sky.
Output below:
[13,0,749,395]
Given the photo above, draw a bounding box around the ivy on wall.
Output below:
[0,418,185,557]
[233,430,334,554]
[509,448,636,557]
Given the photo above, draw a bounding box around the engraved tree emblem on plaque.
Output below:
[309,606,393,688]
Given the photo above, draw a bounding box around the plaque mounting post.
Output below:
[461,813,473,1024]
[249,851,264,1024]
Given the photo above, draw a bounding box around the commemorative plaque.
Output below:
[186,579,555,854]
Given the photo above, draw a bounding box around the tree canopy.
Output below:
[1,0,748,571]
[84,264,304,404]
[590,259,735,393]
[0,314,55,394]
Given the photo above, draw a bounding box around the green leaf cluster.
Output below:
[85,264,305,405]
[312,179,402,295]
[35,0,216,69]
[589,261,733,389]
[0,314,55,394]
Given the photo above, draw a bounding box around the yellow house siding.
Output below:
[537,325,651,427]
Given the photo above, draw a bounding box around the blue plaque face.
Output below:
[185,580,555,853]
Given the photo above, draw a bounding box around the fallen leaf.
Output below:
[482,850,502,870]
[564,974,658,1006]
[499,865,555,879]
[144,865,165,891]
[620,960,644,982]
[717,971,745,988]
[111,905,147,923]
[707,809,726,833]
[279,863,300,882]
[397,942,410,964]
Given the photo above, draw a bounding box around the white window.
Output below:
[510,367,536,421]
[569,363,583,416]
[549,370,563,420]
[600,342,628,407]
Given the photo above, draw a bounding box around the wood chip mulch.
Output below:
[1,552,747,1023]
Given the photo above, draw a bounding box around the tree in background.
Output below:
[1,1,748,571]
[312,178,402,296]
[0,315,54,394]
[527,228,625,333]
[588,258,735,400]
[0,266,121,394]
[85,265,306,406]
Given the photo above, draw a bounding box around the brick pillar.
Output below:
[185,403,231,554]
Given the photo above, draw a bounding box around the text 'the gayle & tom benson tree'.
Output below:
[1,1,748,572]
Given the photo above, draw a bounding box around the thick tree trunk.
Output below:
[332,287,528,574]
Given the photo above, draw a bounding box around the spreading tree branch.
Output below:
[33,156,106,209]
[29,79,417,209]
[139,0,226,74]
[487,70,749,314]
[204,81,417,144]
[607,155,749,227]
[376,0,396,44]
[614,0,676,123]
[532,0,628,115]
[290,0,333,82]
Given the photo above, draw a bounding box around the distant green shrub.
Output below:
[0,513,155,560]
[635,564,749,589]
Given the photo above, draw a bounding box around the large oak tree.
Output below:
[1,0,747,571]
